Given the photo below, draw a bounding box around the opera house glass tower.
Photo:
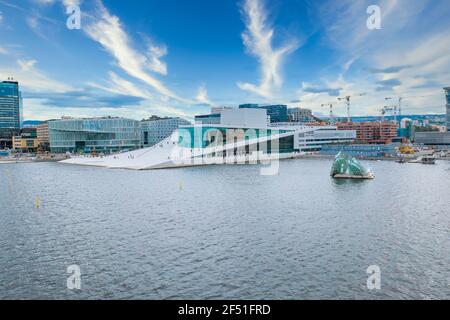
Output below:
[0,80,23,146]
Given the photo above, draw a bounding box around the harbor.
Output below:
[1,159,448,299]
[1,0,450,303]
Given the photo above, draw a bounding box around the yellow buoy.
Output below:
[35,196,40,209]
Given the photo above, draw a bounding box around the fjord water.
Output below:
[0,159,449,299]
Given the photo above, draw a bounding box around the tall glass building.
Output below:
[444,87,450,131]
[49,117,141,154]
[0,80,23,146]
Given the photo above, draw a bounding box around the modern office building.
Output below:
[337,121,398,144]
[288,107,313,122]
[0,80,23,147]
[239,104,288,123]
[141,116,191,147]
[414,132,450,145]
[12,128,39,153]
[13,136,39,153]
[61,108,356,170]
[49,117,141,154]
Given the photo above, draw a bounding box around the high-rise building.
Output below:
[0,80,23,147]
[141,116,191,147]
[444,87,450,131]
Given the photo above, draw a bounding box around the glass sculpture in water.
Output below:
[330,152,374,179]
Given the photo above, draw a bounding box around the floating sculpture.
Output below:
[330,152,375,179]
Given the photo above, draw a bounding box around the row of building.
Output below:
[196,104,400,144]
[195,104,314,125]
[1,79,449,155]
[10,116,190,154]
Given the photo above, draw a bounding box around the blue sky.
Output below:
[0,0,449,121]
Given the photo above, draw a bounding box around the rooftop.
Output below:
[141,115,180,122]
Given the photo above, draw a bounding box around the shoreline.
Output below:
[2,154,449,165]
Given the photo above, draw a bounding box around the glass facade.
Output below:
[141,117,191,147]
[49,118,141,153]
[330,152,372,177]
[0,81,22,142]
[239,104,288,123]
[287,107,313,122]
[194,113,221,125]
[177,126,295,154]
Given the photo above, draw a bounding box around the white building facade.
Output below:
[61,109,356,170]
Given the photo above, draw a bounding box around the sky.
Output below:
[0,0,449,121]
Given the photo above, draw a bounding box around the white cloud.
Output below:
[195,84,214,106]
[237,0,299,100]
[33,0,56,5]
[88,71,153,100]
[317,0,423,52]
[25,10,60,41]
[18,59,37,71]
[26,15,39,30]
[10,0,200,120]
[62,0,81,7]
[84,2,187,103]
[148,45,168,76]
[309,0,450,115]
[0,59,72,93]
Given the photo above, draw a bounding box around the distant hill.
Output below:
[23,120,44,127]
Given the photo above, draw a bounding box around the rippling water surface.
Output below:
[0,159,449,299]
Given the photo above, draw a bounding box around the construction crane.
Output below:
[337,93,366,123]
[321,103,335,124]
[385,96,403,120]
[380,105,398,122]
[384,97,403,122]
